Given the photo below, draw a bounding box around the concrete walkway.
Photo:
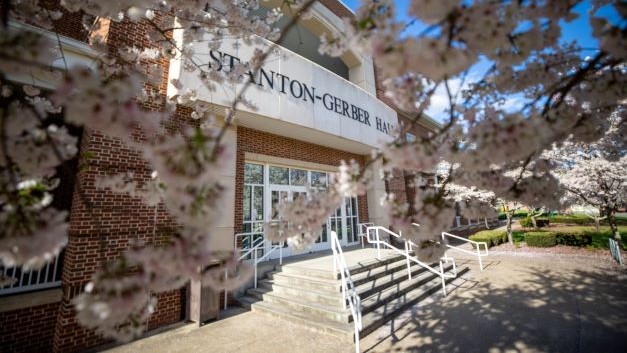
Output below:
[99,251,627,353]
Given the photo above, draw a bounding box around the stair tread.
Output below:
[360,267,470,331]
[360,268,441,307]
[350,257,422,282]
[257,290,349,314]
[252,283,341,302]
[353,261,441,294]
[253,301,353,336]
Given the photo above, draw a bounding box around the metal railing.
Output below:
[0,254,63,295]
[224,232,283,309]
[441,231,489,271]
[330,230,362,353]
[357,222,374,248]
[609,238,623,266]
[365,226,457,296]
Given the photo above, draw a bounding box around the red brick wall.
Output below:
[1,302,60,353]
[51,15,184,353]
[320,0,354,19]
[234,127,370,235]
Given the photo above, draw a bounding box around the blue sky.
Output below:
[340,0,621,121]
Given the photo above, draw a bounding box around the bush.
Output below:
[524,231,557,247]
[550,214,627,225]
[555,232,592,247]
[513,210,528,218]
[550,215,593,225]
[498,213,507,220]
[469,230,508,248]
[519,217,550,228]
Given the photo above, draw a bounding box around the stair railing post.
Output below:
[279,241,283,265]
[253,246,258,289]
[224,268,228,310]
[376,228,381,260]
[404,240,412,280]
[439,260,447,296]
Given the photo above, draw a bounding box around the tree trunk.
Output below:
[531,214,538,229]
[506,213,513,244]
[594,216,600,233]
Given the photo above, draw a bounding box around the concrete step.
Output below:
[273,252,407,281]
[254,290,350,322]
[359,266,470,337]
[354,261,437,299]
[251,300,353,341]
[252,266,470,342]
[265,257,431,295]
[237,295,260,310]
[357,264,455,318]
[252,282,344,306]
[265,272,340,293]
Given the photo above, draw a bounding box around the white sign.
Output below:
[168,36,398,148]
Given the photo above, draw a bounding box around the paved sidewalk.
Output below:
[99,252,627,353]
[361,252,627,353]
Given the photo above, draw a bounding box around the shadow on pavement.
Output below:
[363,262,627,353]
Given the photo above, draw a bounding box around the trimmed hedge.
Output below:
[524,231,556,247]
[469,230,508,248]
[550,214,627,225]
[519,217,550,228]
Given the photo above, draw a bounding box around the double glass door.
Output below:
[266,186,359,259]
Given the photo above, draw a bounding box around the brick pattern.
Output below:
[51,15,184,353]
[234,127,370,236]
[319,0,355,19]
[0,302,60,353]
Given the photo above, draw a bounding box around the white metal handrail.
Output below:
[357,222,374,248]
[441,231,489,271]
[365,226,457,296]
[330,230,362,353]
[224,232,283,309]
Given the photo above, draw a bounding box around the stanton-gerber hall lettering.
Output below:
[206,50,396,135]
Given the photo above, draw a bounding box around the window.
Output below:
[242,163,265,258]
[310,171,327,188]
[345,197,359,243]
[269,166,289,185]
[290,168,307,186]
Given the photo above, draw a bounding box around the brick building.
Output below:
[0,1,439,352]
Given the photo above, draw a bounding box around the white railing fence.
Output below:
[609,238,623,266]
[357,222,374,249]
[223,232,283,310]
[365,226,457,296]
[441,231,489,271]
[0,254,63,295]
[330,230,362,353]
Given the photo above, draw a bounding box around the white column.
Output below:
[366,158,387,227]
[208,124,237,252]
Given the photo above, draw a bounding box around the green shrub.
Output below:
[513,210,528,218]
[550,214,627,225]
[519,217,532,227]
[469,230,508,248]
[550,215,593,225]
[498,213,507,220]
[524,232,557,247]
[519,217,550,228]
[555,232,592,247]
